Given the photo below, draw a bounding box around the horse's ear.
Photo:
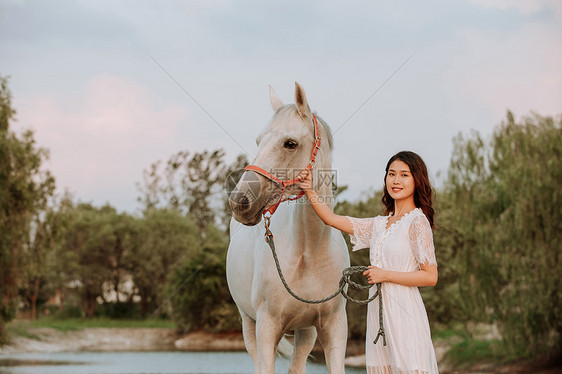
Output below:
[294,82,310,118]
[269,85,284,112]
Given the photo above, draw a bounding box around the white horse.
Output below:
[227,83,350,374]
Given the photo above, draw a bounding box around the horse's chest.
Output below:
[252,249,342,317]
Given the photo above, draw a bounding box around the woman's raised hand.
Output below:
[296,168,354,234]
[296,169,313,193]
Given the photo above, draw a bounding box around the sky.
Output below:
[1,0,561,214]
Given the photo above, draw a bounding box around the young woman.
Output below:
[297,151,439,374]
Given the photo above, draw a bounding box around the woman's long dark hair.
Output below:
[382,151,435,229]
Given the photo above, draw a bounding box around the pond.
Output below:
[0,351,366,374]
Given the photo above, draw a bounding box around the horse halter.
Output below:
[244,113,322,217]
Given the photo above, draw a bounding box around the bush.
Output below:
[53,306,84,319]
[0,320,7,345]
[167,245,241,333]
[95,302,140,319]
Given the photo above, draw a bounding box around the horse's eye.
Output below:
[284,139,298,149]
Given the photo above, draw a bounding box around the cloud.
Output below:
[468,0,562,20]
[0,0,134,45]
[16,73,191,211]
[442,20,562,127]
[4,0,561,210]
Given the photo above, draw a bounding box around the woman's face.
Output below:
[386,160,415,202]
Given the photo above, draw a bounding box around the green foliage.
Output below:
[0,76,55,343]
[0,320,7,345]
[443,112,562,357]
[6,323,41,340]
[8,317,175,333]
[127,209,200,318]
[137,149,248,231]
[446,338,507,368]
[167,229,240,333]
[95,301,139,319]
[19,193,74,320]
[58,204,139,317]
[53,306,84,319]
[420,195,470,326]
[133,149,247,332]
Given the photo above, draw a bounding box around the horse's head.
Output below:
[229,82,332,226]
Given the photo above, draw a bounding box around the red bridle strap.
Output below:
[244,113,322,216]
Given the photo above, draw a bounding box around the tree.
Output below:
[22,200,59,320]
[45,193,77,313]
[0,76,55,341]
[126,209,200,318]
[61,204,137,317]
[443,112,562,357]
[137,149,248,231]
[166,224,240,332]
[136,149,247,327]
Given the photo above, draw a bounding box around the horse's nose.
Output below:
[239,195,250,209]
[230,191,252,213]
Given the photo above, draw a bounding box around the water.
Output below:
[0,351,366,374]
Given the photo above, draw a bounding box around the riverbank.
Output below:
[0,326,398,370]
[1,325,559,373]
[0,327,242,353]
[1,319,366,356]
[0,326,364,360]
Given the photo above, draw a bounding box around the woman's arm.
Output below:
[363,262,438,287]
[297,169,353,234]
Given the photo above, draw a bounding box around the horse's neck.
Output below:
[287,162,334,256]
[277,124,335,257]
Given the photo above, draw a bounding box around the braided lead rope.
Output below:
[264,227,386,346]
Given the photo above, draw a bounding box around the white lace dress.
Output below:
[347,208,439,374]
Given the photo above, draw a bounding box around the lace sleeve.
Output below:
[409,215,437,266]
[346,216,377,252]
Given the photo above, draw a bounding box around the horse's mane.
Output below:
[274,104,334,152]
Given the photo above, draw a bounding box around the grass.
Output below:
[432,323,515,368]
[8,316,175,334]
[6,323,42,340]
[432,323,465,340]
[0,358,87,367]
[446,338,507,368]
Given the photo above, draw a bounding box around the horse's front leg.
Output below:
[239,311,259,373]
[289,326,317,374]
[316,305,347,374]
[256,310,284,374]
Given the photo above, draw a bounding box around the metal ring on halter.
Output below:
[308,160,316,169]
[263,214,272,241]
[263,213,271,225]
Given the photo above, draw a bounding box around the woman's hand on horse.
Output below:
[296,169,355,235]
[363,266,387,284]
[297,169,313,192]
